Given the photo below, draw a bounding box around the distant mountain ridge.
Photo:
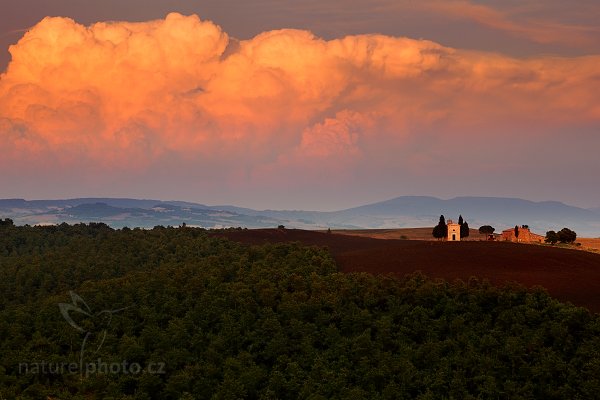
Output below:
[335,196,600,236]
[1,196,599,237]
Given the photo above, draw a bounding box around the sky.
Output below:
[1,0,599,210]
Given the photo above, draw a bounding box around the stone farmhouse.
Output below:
[501,226,544,243]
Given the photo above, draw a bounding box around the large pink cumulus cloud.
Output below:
[0,13,599,202]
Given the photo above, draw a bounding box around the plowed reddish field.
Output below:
[218,229,600,312]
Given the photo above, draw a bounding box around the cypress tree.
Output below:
[432,215,447,240]
[461,220,470,238]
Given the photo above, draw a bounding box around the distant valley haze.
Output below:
[2,195,599,237]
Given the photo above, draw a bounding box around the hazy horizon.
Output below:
[2,194,598,213]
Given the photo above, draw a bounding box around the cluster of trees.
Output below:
[432,215,470,239]
[545,228,577,244]
[0,223,599,398]
[0,217,14,227]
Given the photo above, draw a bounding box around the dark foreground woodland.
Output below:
[1,223,600,399]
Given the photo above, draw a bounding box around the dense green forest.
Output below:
[1,222,600,399]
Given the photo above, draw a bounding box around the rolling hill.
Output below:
[218,228,600,312]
